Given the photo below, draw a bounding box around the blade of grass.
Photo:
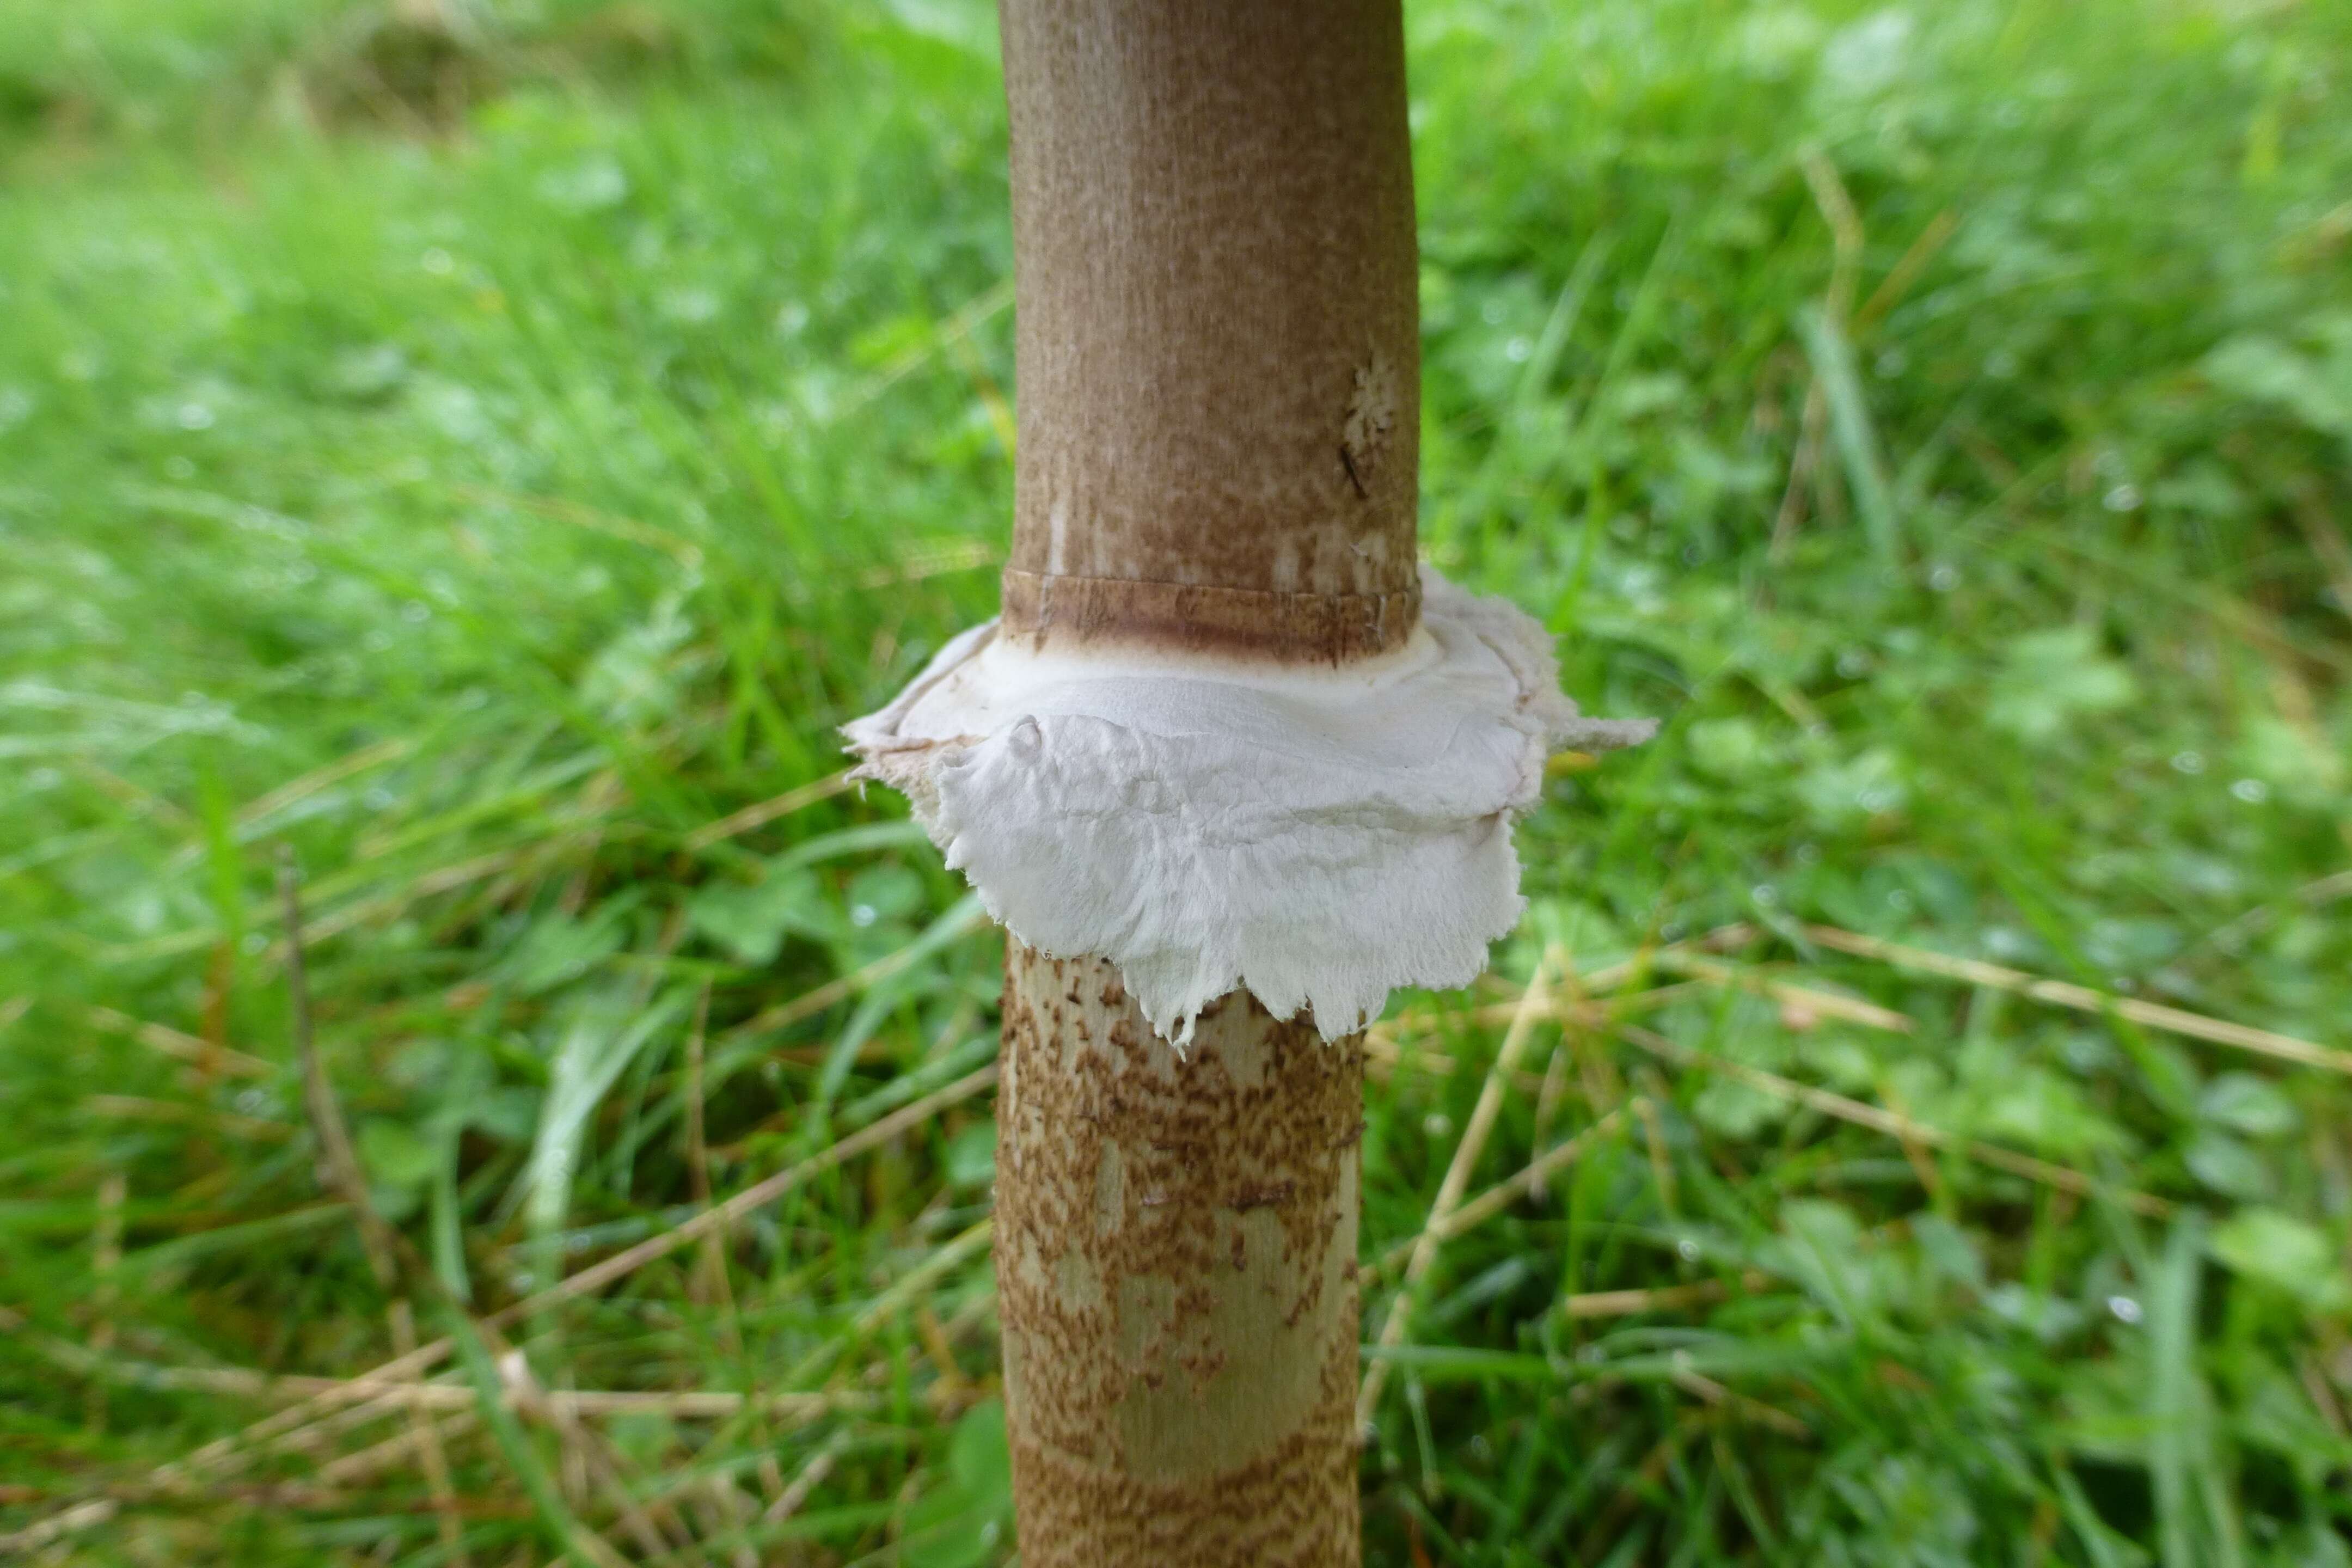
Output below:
[1797,305,1900,570]
[1617,1024,2170,1216]
[13,1062,1001,1554]
[1803,924,2351,1075]
[1359,951,1559,1429]
[443,1307,629,1568]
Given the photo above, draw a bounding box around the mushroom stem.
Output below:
[997,946,1364,1565]
[984,0,1419,1551]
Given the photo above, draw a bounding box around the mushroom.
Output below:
[846,2,1650,1559]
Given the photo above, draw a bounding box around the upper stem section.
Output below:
[997,0,1422,664]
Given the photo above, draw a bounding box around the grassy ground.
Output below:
[4,0,2350,1561]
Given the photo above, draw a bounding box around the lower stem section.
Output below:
[996,943,1364,1565]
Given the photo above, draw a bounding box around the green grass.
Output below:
[4,0,2350,1561]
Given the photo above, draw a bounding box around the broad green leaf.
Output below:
[1693,1077,1784,1139]
[948,1399,1012,1497]
[1975,1065,2124,1160]
[2210,1210,2348,1310]
[2183,1131,2270,1202]
[901,1401,1014,1568]
[464,1086,543,1144]
[1984,626,2138,745]
[944,1120,996,1190]
[357,1117,438,1190]
[2204,330,2352,440]
[1687,715,1769,781]
[846,863,927,927]
[2196,1073,2298,1141]
[504,899,635,995]
[688,864,825,965]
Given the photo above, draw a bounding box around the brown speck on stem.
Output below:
[1339,446,1369,499]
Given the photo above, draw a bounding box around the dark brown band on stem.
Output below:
[999,568,1420,665]
[998,0,1422,662]
[997,945,1364,1565]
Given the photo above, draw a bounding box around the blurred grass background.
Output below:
[3,0,2350,1561]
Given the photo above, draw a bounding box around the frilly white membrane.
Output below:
[842,566,1653,1046]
